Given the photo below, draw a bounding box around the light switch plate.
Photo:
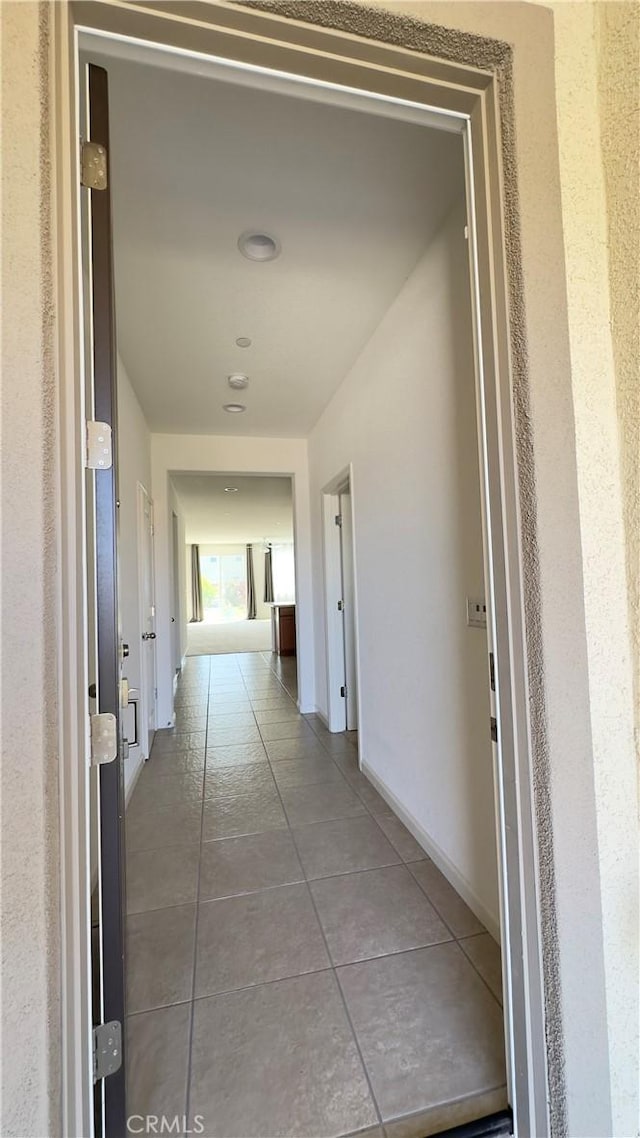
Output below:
[467,597,487,629]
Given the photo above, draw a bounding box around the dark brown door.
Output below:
[86,62,127,1137]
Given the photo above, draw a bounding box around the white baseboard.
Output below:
[124,750,146,809]
[361,759,500,942]
[301,705,330,727]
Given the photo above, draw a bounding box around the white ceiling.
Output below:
[99,53,464,436]
[171,474,293,545]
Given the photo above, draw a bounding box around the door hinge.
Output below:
[490,716,498,743]
[93,1021,122,1082]
[335,514,342,527]
[489,652,496,692]
[337,600,344,612]
[86,421,112,470]
[340,685,347,698]
[90,712,118,766]
[81,140,108,190]
[464,223,469,240]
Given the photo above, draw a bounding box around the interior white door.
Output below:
[137,483,157,753]
[171,511,181,675]
[339,490,359,732]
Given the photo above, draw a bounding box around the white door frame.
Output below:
[322,468,361,735]
[322,490,347,733]
[170,510,182,681]
[54,5,549,1135]
[338,486,358,733]
[136,481,157,755]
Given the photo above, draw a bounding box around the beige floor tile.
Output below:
[374,815,426,862]
[311,865,451,965]
[126,1003,191,1118]
[130,771,204,812]
[253,708,302,726]
[249,697,294,712]
[145,748,206,773]
[204,762,276,799]
[125,802,202,853]
[383,1087,508,1138]
[127,844,200,914]
[152,731,206,754]
[189,972,378,1137]
[460,932,504,1004]
[264,736,327,762]
[409,860,485,938]
[271,755,345,789]
[127,904,196,1013]
[259,719,316,742]
[199,830,304,900]
[280,780,367,826]
[195,884,329,996]
[208,722,262,746]
[206,712,256,730]
[337,943,506,1123]
[205,742,268,768]
[292,816,401,880]
[202,788,287,840]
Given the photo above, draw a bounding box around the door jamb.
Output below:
[321,489,346,733]
[136,481,157,756]
[321,466,361,737]
[54,4,548,1135]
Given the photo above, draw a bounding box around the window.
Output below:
[200,552,246,623]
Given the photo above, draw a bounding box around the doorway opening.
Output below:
[69,8,544,1138]
[172,471,297,659]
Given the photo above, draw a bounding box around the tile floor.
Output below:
[125,652,507,1138]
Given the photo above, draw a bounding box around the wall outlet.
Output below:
[467,597,487,629]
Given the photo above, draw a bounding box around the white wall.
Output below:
[308,199,500,930]
[152,435,314,724]
[116,356,152,801]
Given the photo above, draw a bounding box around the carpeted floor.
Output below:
[187,619,272,656]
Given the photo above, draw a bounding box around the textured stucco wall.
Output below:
[597,1,640,753]
[0,3,61,1136]
[550,7,639,1135]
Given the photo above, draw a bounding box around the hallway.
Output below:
[125,653,507,1137]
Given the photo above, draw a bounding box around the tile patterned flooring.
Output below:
[125,652,507,1138]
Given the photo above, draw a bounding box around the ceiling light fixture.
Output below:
[224,487,239,493]
[238,230,281,262]
[223,402,246,414]
[235,337,252,348]
[228,373,249,390]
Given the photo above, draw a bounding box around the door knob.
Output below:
[142,632,156,640]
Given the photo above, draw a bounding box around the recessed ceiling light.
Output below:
[228,373,249,390]
[223,402,246,414]
[235,336,252,348]
[224,486,239,493]
[238,231,281,262]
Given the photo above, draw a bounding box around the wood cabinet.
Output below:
[271,604,296,656]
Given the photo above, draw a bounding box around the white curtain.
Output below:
[272,542,296,603]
